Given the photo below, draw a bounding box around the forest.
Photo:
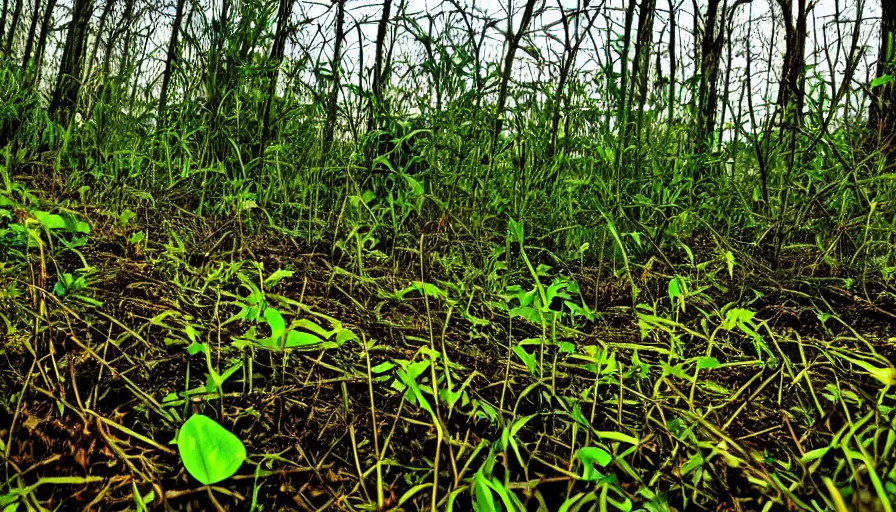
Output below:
[0,0,895,509]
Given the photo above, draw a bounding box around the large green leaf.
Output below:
[32,211,66,230]
[177,414,246,485]
[285,330,322,347]
[871,74,893,88]
[574,446,612,481]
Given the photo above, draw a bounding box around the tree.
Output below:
[49,0,94,125]
[774,0,812,126]
[696,0,723,150]
[612,0,637,182]
[158,0,188,119]
[492,0,541,149]
[20,0,42,71]
[323,0,346,154]
[870,0,895,151]
[548,0,600,157]
[32,0,58,83]
[629,0,657,142]
[666,0,679,125]
[4,0,23,55]
[369,0,392,132]
[0,0,9,46]
[259,0,293,156]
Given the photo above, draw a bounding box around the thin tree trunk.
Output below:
[4,0,23,55]
[0,0,10,46]
[323,0,346,154]
[696,0,723,151]
[118,22,133,76]
[549,0,598,158]
[370,0,392,131]
[630,0,656,142]
[667,0,677,125]
[612,0,637,177]
[259,0,292,157]
[83,0,112,89]
[21,0,42,71]
[96,0,131,146]
[775,0,810,126]
[491,0,540,149]
[744,5,770,209]
[127,29,149,114]
[158,0,188,119]
[32,0,57,84]
[870,0,895,150]
[49,0,94,125]
[718,3,733,147]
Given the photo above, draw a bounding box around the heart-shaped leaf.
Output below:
[177,414,246,485]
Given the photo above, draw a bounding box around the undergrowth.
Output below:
[0,4,895,509]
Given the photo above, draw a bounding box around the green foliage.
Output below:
[0,3,895,510]
[177,414,247,486]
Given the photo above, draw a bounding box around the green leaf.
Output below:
[473,470,496,512]
[177,414,246,485]
[871,74,893,88]
[574,446,612,481]
[263,269,294,289]
[284,330,322,348]
[513,345,537,374]
[594,431,639,444]
[263,307,286,337]
[128,231,145,244]
[186,342,208,356]
[335,327,358,344]
[404,174,424,195]
[290,319,331,339]
[508,218,524,243]
[668,278,682,302]
[119,209,136,225]
[371,361,395,373]
[800,446,830,463]
[32,211,66,230]
[53,278,67,297]
[697,357,720,370]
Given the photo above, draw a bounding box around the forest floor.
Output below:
[2,174,895,511]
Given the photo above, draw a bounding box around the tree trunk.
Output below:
[32,0,57,83]
[323,0,346,154]
[549,1,597,158]
[5,0,24,55]
[49,0,94,125]
[0,0,10,47]
[20,0,42,71]
[870,0,895,151]
[667,0,677,125]
[127,29,149,114]
[630,0,656,142]
[117,0,136,78]
[491,0,540,149]
[718,3,733,147]
[370,0,392,132]
[259,0,292,156]
[82,0,112,90]
[613,0,637,174]
[696,0,723,150]
[158,0,188,119]
[775,0,810,126]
